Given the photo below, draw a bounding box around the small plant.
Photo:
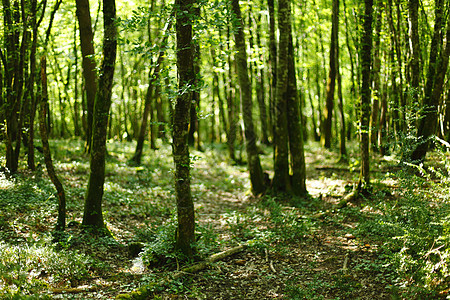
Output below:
[139,216,181,268]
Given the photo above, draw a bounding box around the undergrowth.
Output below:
[1,138,450,298]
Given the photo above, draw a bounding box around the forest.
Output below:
[1,0,450,298]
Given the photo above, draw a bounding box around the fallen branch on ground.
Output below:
[116,243,248,299]
[50,285,98,294]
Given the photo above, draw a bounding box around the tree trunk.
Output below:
[409,0,420,100]
[225,26,237,161]
[132,16,172,164]
[75,0,97,153]
[411,0,449,163]
[39,56,66,232]
[231,0,266,195]
[287,28,307,196]
[173,0,197,258]
[370,1,382,152]
[188,43,201,150]
[82,0,117,232]
[272,0,291,192]
[255,13,269,145]
[73,20,82,137]
[359,0,373,188]
[321,0,338,149]
[337,48,347,159]
[267,0,277,141]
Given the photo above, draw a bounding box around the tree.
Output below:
[82,0,117,232]
[410,0,450,163]
[321,0,339,149]
[132,13,173,164]
[173,0,197,257]
[272,0,307,196]
[75,0,98,152]
[230,0,266,195]
[39,56,66,232]
[2,0,30,174]
[358,0,373,188]
[272,0,290,192]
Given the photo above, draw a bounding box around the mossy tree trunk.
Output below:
[359,0,373,188]
[82,0,117,232]
[173,0,197,258]
[230,0,266,195]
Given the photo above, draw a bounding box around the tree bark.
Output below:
[272,0,290,192]
[82,0,117,232]
[173,0,197,258]
[255,13,269,145]
[231,0,266,195]
[370,1,382,152]
[267,0,277,141]
[287,28,307,197]
[411,0,449,163]
[359,0,373,188]
[321,0,338,149]
[75,0,98,153]
[409,0,420,100]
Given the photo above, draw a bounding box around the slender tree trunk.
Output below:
[409,0,420,100]
[39,57,66,232]
[73,20,82,137]
[272,0,291,192]
[287,28,307,196]
[82,0,117,232]
[378,83,389,155]
[188,43,201,150]
[75,0,97,152]
[256,13,269,145]
[132,16,172,164]
[337,46,347,159]
[359,0,373,188]
[231,0,265,195]
[226,26,237,161]
[321,0,338,149]
[173,0,196,258]
[268,0,277,141]
[370,1,382,152]
[26,0,42,171]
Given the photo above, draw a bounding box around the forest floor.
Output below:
[1,139,449,299]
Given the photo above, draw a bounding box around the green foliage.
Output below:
[352,147,450,296]
[223,196,314,251]
[261,197,313,243]
[139,217,181,268]
[0,241,89,297]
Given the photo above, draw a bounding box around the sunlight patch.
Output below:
[0,173,14,189]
